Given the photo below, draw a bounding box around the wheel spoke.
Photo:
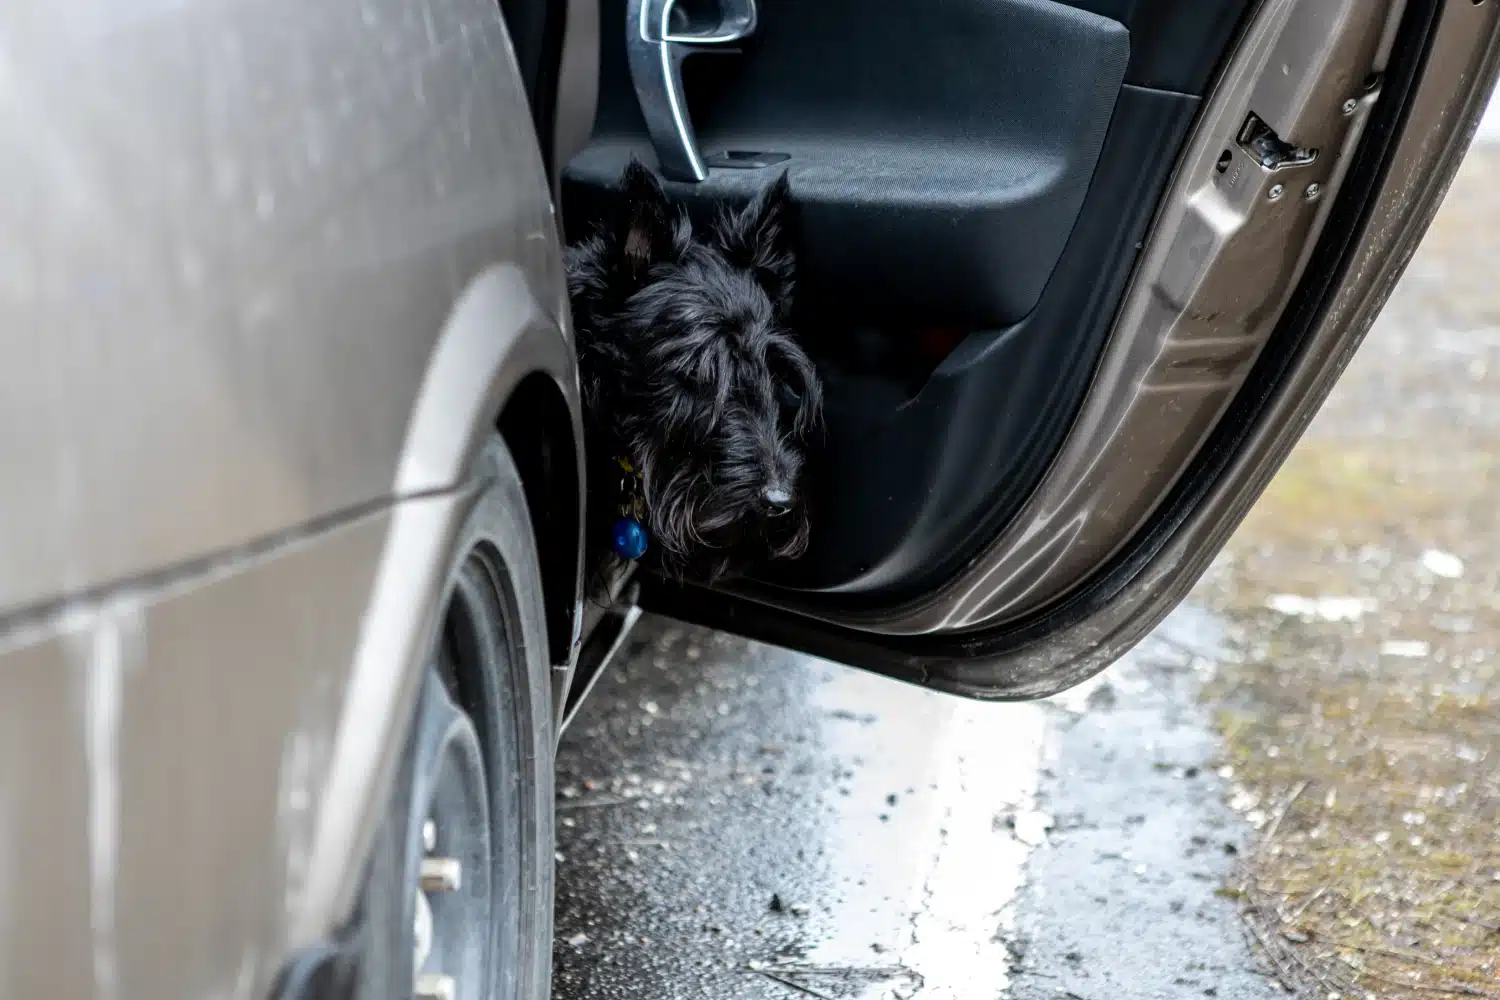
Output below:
[410,664,492,1000]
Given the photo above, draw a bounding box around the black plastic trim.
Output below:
[499,373,584,668]
[1057,0,1256,93]
[768,85,1201,599]
[498,0,571,179]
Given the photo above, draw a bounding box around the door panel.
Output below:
[759,86,1198,599]
[827,0,1413,631]
[571,0,1130,331]
[564,0,1500,698]
[565,0,1241,601]
[1076,0,1255,93]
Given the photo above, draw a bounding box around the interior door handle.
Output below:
[626,0,759,182]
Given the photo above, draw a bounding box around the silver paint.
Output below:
[0,0,582,995]
[0,507,388,998]
[79,598,145,1000]
[0,0,576,619]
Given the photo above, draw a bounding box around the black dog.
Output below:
[566,161,822,593]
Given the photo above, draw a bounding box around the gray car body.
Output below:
[0,0,579,996]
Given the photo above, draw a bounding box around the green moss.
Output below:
[1194,151,1500,997]
[1201,472,1500,995]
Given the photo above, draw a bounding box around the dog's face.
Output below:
[572,162,823,582]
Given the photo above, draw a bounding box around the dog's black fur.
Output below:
[566,161,823,592]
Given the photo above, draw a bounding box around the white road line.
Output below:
[790,663,1055,999]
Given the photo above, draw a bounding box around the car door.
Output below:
[561,0,1500,699]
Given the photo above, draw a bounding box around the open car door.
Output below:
[562,0,1500,700]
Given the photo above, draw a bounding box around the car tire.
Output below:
[358,434,556,1000]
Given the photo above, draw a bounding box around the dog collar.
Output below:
[611,456,648,561]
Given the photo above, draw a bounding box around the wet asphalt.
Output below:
[551,609,1278,1000]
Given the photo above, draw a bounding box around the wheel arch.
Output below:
[498,370,584,671]
[394,263,586,675]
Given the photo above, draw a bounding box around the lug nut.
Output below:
[420,857,462,893]
[416,973,456,1000]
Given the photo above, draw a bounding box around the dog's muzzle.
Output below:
[762,485,793,516]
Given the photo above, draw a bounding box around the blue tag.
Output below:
[611,517,649,561]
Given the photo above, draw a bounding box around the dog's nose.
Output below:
[762,485,793,515]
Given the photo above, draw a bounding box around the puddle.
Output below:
[795,665,1051,998]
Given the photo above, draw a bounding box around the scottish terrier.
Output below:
[566,161,822,593]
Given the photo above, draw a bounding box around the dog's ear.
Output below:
[613,159,679,279]
[713,172,795,316]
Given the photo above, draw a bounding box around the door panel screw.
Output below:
[1268,184,1285,201]
[1342,98,1358,116]
[1304,183,1323,202]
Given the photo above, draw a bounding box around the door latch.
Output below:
[1237,111,1318,171]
